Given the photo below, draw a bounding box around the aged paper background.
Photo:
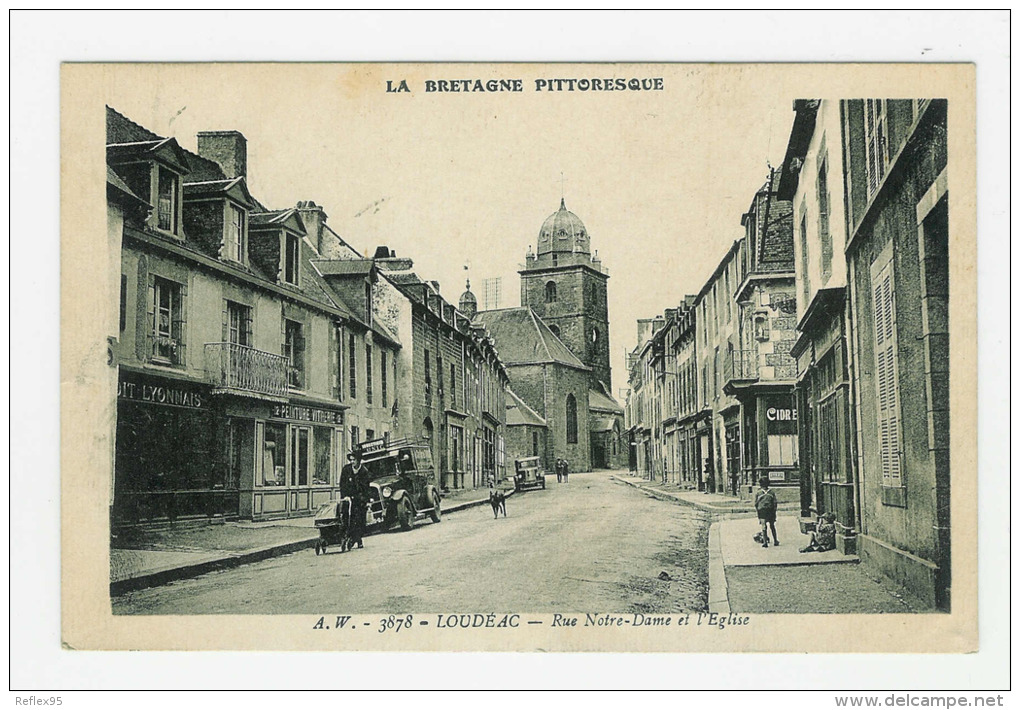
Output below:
[60,62,978,654]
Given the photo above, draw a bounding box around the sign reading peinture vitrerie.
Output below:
[269,403,343,425]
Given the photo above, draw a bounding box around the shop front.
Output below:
[114,367,223,527]
[735,390,800,500]
[248,399,346,520]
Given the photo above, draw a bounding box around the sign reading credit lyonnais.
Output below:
[118,372,205,409]
[270,403,343,425]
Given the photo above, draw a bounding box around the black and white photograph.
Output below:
[13,12,1007,693]
[60,62,975,647]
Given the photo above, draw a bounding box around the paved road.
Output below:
[113,470,711,615]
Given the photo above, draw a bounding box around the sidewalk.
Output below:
[610,473,799,516]
[111,486,511,596]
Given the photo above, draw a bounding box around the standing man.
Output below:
[555,458,563,484]
[562,458,569,484]
[754,475,779,548]
[340,450,369,550]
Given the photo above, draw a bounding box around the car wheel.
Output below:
[429,491,442,522]
[398,498,414,531]
[315,541,321,555]
[541,479,546,489]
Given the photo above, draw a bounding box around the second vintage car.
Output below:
[513,456,546,492]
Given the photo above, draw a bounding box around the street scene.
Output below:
[100,73,951,618]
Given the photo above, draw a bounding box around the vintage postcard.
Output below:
[61,62,977,652]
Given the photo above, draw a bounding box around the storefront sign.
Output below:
[769,471,786,482]
[766,407,797,422]
[359,438,388,455]
[118,372,205,409]
[270,403,343,425]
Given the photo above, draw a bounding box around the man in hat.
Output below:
[340,450,369,549]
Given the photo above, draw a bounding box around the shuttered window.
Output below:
[872,255,902,489]
[284,319,306,390]
[365,343,374,405]
[348,333,357,399]
[865,99,889,199]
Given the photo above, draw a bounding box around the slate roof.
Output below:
[106,167,149,207]
[590,416,618,433]
[472,307,588,370]
[506,388,547,427]
[588,386,624,414]
[312,259,375,277]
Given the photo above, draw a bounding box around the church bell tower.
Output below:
[520,199,612,391]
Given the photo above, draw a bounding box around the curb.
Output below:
[707,521,730,614]
[111,488,517,596]
[609,475,797,516]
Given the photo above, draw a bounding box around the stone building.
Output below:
[841,99,950,609]
[778,99,858,533]
[107,107,400,526]
[479,199,625,471]
[505,388,549,465]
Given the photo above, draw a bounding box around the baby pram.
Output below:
[313,497,353,555]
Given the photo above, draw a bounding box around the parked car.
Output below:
[513,456,546,492]
[356,437,441,530]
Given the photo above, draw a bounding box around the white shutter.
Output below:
[873,260,901,487]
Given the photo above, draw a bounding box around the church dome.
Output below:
[458,279,478,318]
[537,198,590,255]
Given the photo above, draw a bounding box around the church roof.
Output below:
[537,198,590,256]
[473,307,589,371]
[506,388,547,427]
[589,386,624,414]
[590,415,618,433]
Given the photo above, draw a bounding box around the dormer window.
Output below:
[225,203,247,264]
[156,166,179,233]
[283,233,300,285]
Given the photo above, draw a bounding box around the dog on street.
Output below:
[488,487,507,519]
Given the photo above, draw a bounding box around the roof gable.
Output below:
[506,388,547,427]
[106,137,191,175]
[250,209,306,236]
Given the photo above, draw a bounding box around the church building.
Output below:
[465,199,625,472]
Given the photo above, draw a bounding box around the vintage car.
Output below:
[356,437,442,530]
[513,456,546,492]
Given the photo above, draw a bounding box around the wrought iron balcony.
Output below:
[205,342,290,398]
[724,348,759,384]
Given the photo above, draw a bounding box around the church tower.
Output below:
[520,199,612,391]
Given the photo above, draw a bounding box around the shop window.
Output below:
[284,320,306,390]
[156,166,179,234]
[290,426,310,486]
[151,276,184,366]
[767,434,797,467]
[566,394,578,444]
[261,422,287,486]
[312,428,332,486]
[225,203,247,264]
[283,233,300,286]
[227,418,254,489]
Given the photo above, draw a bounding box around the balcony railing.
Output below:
[205,342,289,398]
[725,349,759,383]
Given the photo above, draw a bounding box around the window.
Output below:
[545,281,557,303]
[532,430,539,457]
[283,233,300,285]
[348,333,357,399]
[865,99,889,198]
[872,253,903,491]
[336,326,345,401]
[424,349,432,405]
[312,428,332,486]
[151,276,184,365]
[438,355,444,400]
[119,275,127,333]
[817,156,832,281]
[754,312,771,341]
[365,344,374,405]
[261,422,287,486]
[566,394,578,444]
[284,319,305,389]
[450,425,463,472]
[290,426,310,486]
[225,203,247,263]
[227,301,252,347]
[767,434,797,467]
[450,362,457,408]
[350,425,360,452]
[156,166,178,234]
[381,351,388,407]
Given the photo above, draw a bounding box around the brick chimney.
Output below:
[197,130,247,179]
[295,201,328,254]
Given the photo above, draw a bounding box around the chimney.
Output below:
[296,201,328,254]
[197,130,247,179]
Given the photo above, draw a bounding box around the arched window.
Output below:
[565,394,578,444]
[545,281,557,303]
[548,324,560,338]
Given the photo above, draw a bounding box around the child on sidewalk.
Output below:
[754,476,779,548]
